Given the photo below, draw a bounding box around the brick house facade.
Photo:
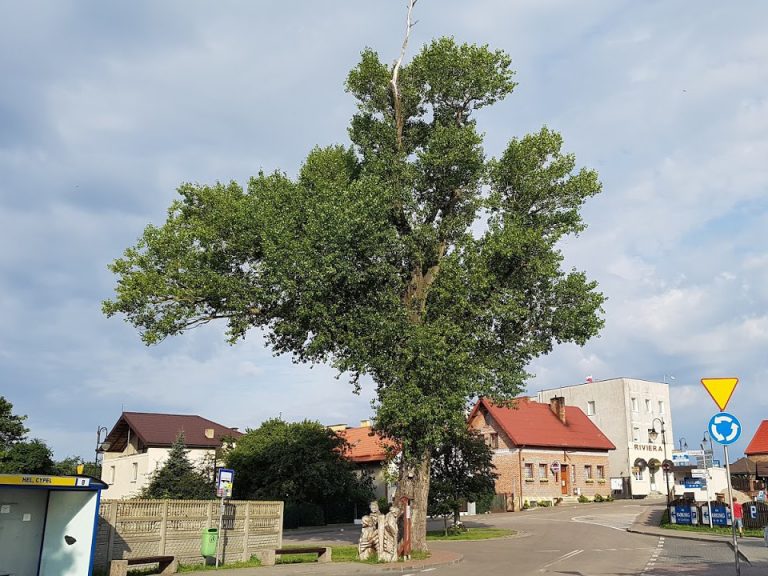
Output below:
[468,397,615,508]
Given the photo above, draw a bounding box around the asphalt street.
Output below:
[283,500,768,576]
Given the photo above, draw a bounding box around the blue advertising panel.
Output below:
[683,478,706,489]
[673,505,694,525]
[710,504,731,526]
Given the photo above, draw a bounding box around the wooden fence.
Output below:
[94,499,283,572]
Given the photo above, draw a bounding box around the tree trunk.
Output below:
[453,506,461,528]
[397,451,431,551]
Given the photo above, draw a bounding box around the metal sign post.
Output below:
[708,411,742,576]
[214,468,235,568]
[724,445,740,576]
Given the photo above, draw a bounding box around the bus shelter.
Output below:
[0,473,107,576]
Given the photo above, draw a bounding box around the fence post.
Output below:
[107,501,118,564]
[242,502,251,562]
[159,500,169,555]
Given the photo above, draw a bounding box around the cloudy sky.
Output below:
[1,1,766,463]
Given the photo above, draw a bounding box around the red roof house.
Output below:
[745,420,768,460]
[332,421,397,501]
[468,396,615,508]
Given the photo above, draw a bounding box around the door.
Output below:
[561,465,570,495]
[0,488,49,576]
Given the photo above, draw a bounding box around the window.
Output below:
[524,463,534,480]
[634,468,643,481]
[645,399,652,413]
[109,466,116,484]
[489,433,498,449]
[658,400,665,415]
[571,465,576,483]
[633,427,640,442]
[539,463,548,479]
[597,465,605,480]
[584,465,593,480]
[631,397,638,412]
[587,401,596,416]
[131,462,138,482]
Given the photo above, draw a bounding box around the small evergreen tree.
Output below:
[141,432,215,499]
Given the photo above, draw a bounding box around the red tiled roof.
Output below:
[337,426,395,463]
[745,420,768,456]
[103,412,242,452]
[470,397,615,451]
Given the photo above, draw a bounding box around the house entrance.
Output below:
[561,464,570,495]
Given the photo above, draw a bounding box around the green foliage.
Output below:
[578,494,590,503]
[593,493,604,502]
[0,439,55,474]
[428,429,497,526]
[140,432,215,500]
[377,496,391,515]
[52,457,101,478]
[537,499,552,507]
[225,419,373,526]
[0,396,28,450]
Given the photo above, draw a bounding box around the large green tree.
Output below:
[225,419,373,526]
[104,9,604,549]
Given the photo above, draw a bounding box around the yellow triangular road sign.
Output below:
[701,377,738,411]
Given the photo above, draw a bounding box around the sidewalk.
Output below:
[180,548,463,576]
[627,504,768,564]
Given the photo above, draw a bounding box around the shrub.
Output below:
[578,494,590,503]
[283,502,325,529]
[377,496,391,515]
[594,494,604,503]
[606,494,614,502]
[537,500,552,507]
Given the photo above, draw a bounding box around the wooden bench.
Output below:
[109,555,178,576]
[274,547,332,564]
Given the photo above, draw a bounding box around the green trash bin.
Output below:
[201,528,219,557]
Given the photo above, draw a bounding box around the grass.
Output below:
[276,545,429,564]
[659,510,764,538]
[427,527,516,541]
[177,558,262,572]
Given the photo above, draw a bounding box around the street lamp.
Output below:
[678,437,688,451]
[95,426,109,467]
[649,417,671,505]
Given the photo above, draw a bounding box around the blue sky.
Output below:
[1,1,766,463]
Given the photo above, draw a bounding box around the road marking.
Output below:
[540,549,583,569]
[421,570,436,573]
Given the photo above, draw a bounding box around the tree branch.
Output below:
[391,0,417,152]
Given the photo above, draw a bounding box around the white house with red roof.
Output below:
[332,420,396,501]
[468,396,615,509]
[99,412,242,499]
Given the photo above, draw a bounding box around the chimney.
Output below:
[204,428,215,439]
[360,420,372,428]
[550,397,567,425]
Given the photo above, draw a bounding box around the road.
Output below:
[285,500,768,575]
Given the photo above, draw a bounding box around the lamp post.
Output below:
[649,417,671,505]
[678,437,688,452]
[95,426,109,468]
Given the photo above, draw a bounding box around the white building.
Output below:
[537,378,674,498]
[99,412,242,499]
